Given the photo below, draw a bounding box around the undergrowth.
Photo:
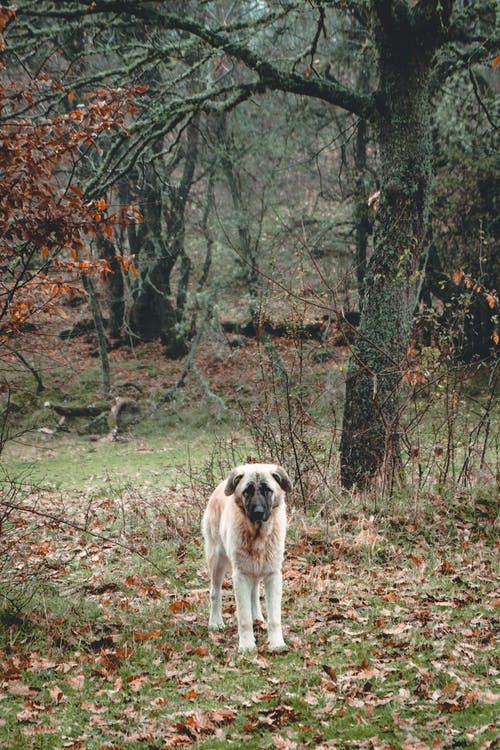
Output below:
[0,316,498,748]
[0,472,497,749]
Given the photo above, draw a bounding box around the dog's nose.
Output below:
[250,506,266,521]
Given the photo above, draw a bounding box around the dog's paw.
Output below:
[268,640,287,652]
[238,642,257,653]
[208,619,225,631]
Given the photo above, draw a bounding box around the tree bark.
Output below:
[214,113,259,322]
[353,61,371,305]
[82,274,112,397]
[100,235,124,339]
[128,148,175,345]
[128,119,198,357]
[339,3,446,489]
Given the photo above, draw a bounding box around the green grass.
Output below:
[2,432,215,492]
[0,482,497,749]
[1,339,498,747]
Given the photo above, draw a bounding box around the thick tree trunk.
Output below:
[129,242,177,345]
[340,9,437,489]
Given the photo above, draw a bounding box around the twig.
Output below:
[5,502,167,575]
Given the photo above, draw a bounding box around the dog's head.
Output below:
[224,463,292,523]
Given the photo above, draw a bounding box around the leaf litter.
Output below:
[0,484,498,749]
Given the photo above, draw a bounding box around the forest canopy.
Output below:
[0,1,498,488]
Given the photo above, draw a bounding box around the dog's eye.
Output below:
[259,483,271,495]
[243,483,255,498]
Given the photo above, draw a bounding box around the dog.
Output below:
[202,463,292,652]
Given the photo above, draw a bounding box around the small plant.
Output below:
[235,322,339,511]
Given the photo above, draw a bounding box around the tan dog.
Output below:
[202,463,292,652]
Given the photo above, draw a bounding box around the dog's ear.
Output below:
[224,469,245,496]
[272,467,293,492]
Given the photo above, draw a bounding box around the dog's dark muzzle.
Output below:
[248,502,270,523]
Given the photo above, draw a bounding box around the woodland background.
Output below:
[0,2,498,748]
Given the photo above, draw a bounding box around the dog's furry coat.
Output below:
[202,463,292,652]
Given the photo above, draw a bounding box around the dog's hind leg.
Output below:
[208,550,228,630]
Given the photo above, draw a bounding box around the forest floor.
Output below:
[0,314,498,749]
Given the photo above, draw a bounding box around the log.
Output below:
[44,401,104,418]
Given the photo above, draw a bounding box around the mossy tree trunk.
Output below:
[339,2,450,489]
[129,118,199,357]
[214,113,260,324]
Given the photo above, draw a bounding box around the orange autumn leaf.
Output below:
[132,629,162,642]
[127,675,149,692]
[49,685,64,704]
[485,292,498,309]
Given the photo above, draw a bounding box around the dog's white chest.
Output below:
[232,520,285,577]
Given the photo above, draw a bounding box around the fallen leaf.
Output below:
[49,685,64,704]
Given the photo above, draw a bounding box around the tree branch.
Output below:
[16,1,374,120]
[154,11,374,119]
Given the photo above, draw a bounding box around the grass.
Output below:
[1,431,216,492]
[0,333,498,747]
[0,477,497,749]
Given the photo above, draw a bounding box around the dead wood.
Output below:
[44,402,105,418]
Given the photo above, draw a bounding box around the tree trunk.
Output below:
[340,8,440,489]
[215,113,259,323]
[128,119,198,356]
[128,167,176,344]
[82,275,112,397]
[353,60,371,306]
[99,235,124,339]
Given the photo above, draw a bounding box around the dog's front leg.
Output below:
[264,571,286,650]
[232,571,256,651]
[251,580,264,623]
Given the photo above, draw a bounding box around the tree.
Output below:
[338,2,450,489]
[7,1,497,488]
[127,119,199,355]
[0,6,142,406]
[0,32,136,334]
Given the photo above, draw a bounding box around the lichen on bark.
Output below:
[339,3,441,489]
